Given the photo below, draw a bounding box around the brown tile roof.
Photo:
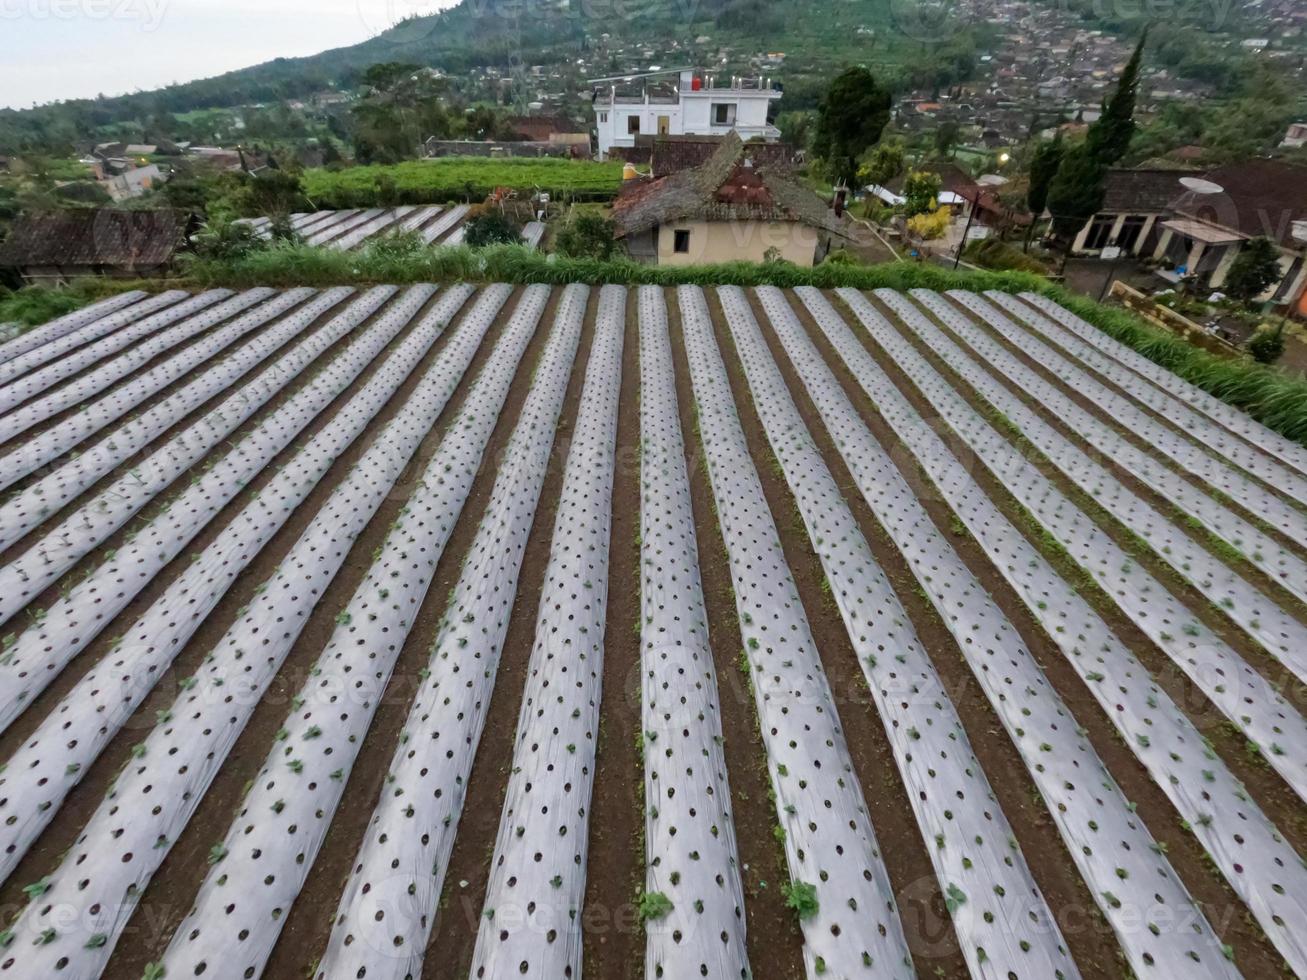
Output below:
[1172,159,1307,248]
[611,133,842,238]
[0,209,190,269]
[645,135,796,177]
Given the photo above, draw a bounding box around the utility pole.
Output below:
[953,190,977,269]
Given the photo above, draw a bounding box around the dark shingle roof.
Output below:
[0,209,189,269]
[612,133,842,238]
[1172,159,1307,247]
[1101,169,1189,213]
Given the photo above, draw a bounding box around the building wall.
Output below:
[652,219,821,267]
[594,90,780,158]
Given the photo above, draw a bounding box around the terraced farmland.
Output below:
[0,283,1304,980]
[234,208,546,251]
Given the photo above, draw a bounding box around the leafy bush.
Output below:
[555,213,617,260]
[0,287,86,327]
[965,237,1050,274]
[638,891,674,921]
[906,205,950,240]
[902,171,943,217]
[191,220,269,261]
[1247,326,1286,365]
[462,211,521,248]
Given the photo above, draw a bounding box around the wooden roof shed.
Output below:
[0,209,191,284]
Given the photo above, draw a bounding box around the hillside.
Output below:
[0,0,982,154]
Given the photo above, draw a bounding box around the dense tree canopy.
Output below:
[812,67,892,187]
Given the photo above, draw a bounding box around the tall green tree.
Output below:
[1045,143,1106,239]
[1224,237,1282,306]
[1026,132,1063,217]
[812,67,892,188]
[1088,28,1147,165]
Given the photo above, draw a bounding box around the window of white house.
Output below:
[599,112,608,123]
[674,229,691,253]
[627,116,641,134]
[711,103,736,126]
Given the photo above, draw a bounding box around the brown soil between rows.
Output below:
[958,291,1307,561]
[424,286,601,978]
[664,286,808,980]
[779,287,1138,977]
[822,287,1291,978]
[712,286,973,979]
[0,291,246,437]
[995,295,1307,521]
[253,284,567,979]
[0,289,357,558]
[92,285,486,977]
[0,288,436,774]
[908,291,1307,842]
[0,289,307,465]
[581,290,644,980]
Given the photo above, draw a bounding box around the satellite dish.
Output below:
[1179,177,1224,195]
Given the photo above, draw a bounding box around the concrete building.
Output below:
[591,69,781,160]
[611,133,843,267]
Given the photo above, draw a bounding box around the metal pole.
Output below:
[953,191,976,270]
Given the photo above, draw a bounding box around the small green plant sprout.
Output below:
[639,890,674,921]
[783,880,820,920]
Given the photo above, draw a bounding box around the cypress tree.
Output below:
[1088,28,1148,166]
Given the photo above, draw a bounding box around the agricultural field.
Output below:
[0,279,1304,980]
[236,207,546,251]
[302,158,626,209]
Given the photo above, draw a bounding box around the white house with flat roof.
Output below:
[591,69,782,160]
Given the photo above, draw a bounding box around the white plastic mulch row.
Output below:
[316,284,580,980]
[290,210,339,231]
[914,290,1307,606]
[851,289,1307,804]
[0,291,148,366]
[521,221,546,250]
[0,286,415,729]
[896,290,1307,686]
[949,290,1307,544]
[0,292,252,423]
[304,208,384,246]
[444,225,467,246]
[0,287,356,549]
[0,289,192,391]
[149,284,516,979]
[726,286,1079,979]
[0,284,493,977]
[785,286,1239,978]
[1010,291,1307,479]
[421,204,470,244]
[395,205,443,233]
[0,286,288,450]
[0,288,317,490]
[468,286,626,978]
[834,288,1307,972]
[328,206,416,251]
[0,286,477,885]
[634,286,750,980]
[680,284,914,979]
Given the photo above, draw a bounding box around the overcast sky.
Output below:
[0,0,458,110]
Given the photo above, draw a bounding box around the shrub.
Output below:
[555,213,617,261]
[638,891,674,921]
[1247,326,1286,365]
[191,220,268,261]
[906,205,951,241]
[0,287,86,327]
[463,211,521,248]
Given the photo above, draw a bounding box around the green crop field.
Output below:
[303,158,625,208]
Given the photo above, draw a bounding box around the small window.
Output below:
[711,103,736,125]
[599,112,608,123]
[627,115,641,134]
[673,229,691,253]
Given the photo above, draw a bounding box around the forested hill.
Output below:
[0,0,983,153]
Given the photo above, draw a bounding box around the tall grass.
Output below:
[0,287,92,329]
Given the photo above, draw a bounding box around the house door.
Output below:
[657,115,670,135]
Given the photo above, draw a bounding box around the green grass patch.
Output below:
[303,158,625,208]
